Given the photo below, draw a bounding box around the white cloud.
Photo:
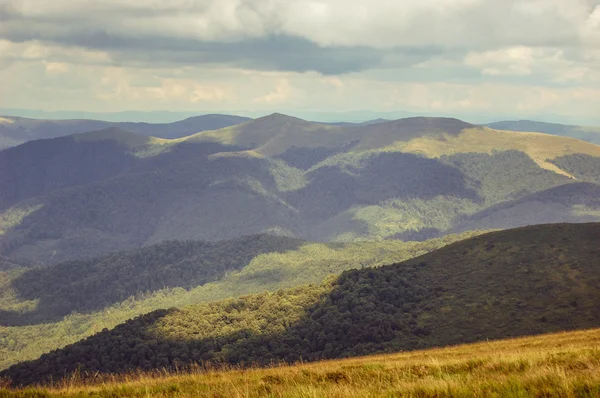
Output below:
[44,61,69,74]
[465,47,536,76]
[1,0,600,123]
[253,79,294,104]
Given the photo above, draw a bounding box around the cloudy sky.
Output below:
[1,0,600,123]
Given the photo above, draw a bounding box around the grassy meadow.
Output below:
[2,328,600,397]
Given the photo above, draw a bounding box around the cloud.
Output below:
[465,47,537,76]
[1,0,600,123]
[1,0,598,74]
[44,61,69,74]
[253,79,293,103]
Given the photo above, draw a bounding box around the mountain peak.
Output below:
[256,113,307,124]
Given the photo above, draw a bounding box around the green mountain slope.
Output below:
[450,182,600,234]
[3,223,599,386]
[0,235,303,325]
[0,231,480,371]
[2,114,600,264]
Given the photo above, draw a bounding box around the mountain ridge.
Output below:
[2,115,600,264]
[0,114,251,149]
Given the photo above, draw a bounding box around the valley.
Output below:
[1,113,600,394]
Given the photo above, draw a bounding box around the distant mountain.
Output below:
[4,223,600,386]
[486,120,600,145]
[2,114,600,265]
[326,118,390,126]
[0,114,250,149]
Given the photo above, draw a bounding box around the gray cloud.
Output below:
[1,0,598,74]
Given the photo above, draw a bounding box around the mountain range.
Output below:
[0,114,250,149]
[2,114,600,266]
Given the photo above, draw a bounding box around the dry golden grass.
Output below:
[3,328,600,397]
[387,127,600,178]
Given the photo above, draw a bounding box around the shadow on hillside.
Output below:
[276,142,358,170]
[0,141,292,266]
[0,236,305,327]
[5,222,600,386]
[288,152,480,222]
[450,182,600,234]
[391,228,443,241]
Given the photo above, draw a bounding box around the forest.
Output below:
[0,230,481,370]
[3,223,600,386]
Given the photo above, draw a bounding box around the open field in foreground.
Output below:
[2,328,600,397]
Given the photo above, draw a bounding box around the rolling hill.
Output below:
[486,120,600,145]
[0,231,480,371]
[2,114,600,265]
[0,114,250,149]
[2,223,599,386]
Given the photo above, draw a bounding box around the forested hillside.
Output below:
[2,114,600,265]
[0,231,480,371]
[3,223,599,386]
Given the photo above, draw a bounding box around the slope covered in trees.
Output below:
[3,223,599,386]
[0,235,303,325]
[0,231,480,370]
[450,182,600,234]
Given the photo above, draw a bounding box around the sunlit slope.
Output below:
[383,127,600,178]
[182,115,475,157]
[3,223,599,385]
[182,114,600,179]
[3,328,600,396]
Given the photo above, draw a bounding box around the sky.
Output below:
[1,0,600,124]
